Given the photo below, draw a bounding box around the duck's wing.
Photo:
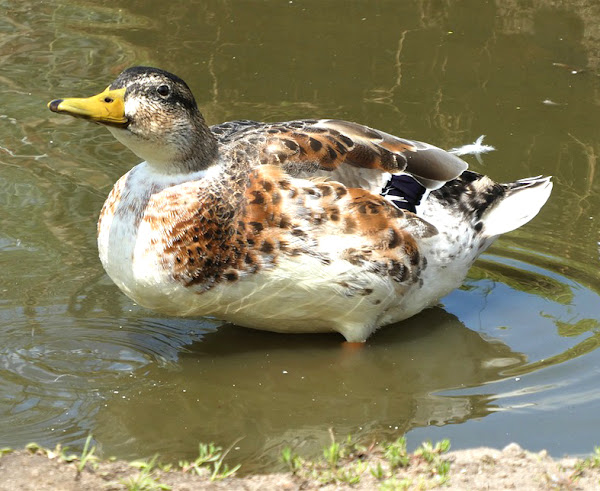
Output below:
[210,119,468,192]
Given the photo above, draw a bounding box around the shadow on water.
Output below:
[91,307,527,470]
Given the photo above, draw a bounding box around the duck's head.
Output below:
[48,66,217,173]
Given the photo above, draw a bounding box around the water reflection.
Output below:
[92,308,526,468]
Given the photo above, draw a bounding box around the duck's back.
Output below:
[210,118,469,193]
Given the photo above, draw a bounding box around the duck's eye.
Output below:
[157,85,170,98]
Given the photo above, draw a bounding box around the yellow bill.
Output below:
[48,87,128,127]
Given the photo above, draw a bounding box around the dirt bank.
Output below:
[1,441,599,490]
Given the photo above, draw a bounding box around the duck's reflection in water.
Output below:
[94,307,526,469]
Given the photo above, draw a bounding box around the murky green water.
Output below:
[1,0,600,471]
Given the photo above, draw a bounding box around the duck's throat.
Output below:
[107,122,219,174]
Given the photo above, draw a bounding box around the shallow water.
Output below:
[1,0,599,471]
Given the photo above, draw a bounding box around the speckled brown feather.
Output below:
[141,161,436,294]
[210,119,467,187]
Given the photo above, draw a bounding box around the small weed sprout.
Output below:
[572,445,600,481]
[0,448,13,457]
[436,439,451,453]
[591,446,600,467]
[436,459,451,483]
[25,443,43,453]
[415,441,435,463]
[179,442,240,481]
[323,441,341,468]
[179,442,219,472]
[210,456,240,481]
[337,464,362,485]
[370,461,386,480]
[77,435,97,474]
[415,439,450,463]
[281,446,302,473]
[412,439,452,484]
[123,455,170,491]
[384,437,410,468]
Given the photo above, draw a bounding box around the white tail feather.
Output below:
[482,177,553,237]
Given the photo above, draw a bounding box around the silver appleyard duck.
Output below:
[48,66,552,342]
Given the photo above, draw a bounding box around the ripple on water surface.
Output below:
[0,310,217,450]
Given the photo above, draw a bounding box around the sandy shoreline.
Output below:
[1,440,599,490]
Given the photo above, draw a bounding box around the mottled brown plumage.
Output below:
[211,118,467,190]
[48,66,552,341]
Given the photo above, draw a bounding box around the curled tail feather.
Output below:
[481,175,552,237]
[431,171,552,237]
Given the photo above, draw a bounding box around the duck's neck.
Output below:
[107,116,219,175]
[173,119,219,173]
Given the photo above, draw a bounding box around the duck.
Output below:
[48,66,552,342]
